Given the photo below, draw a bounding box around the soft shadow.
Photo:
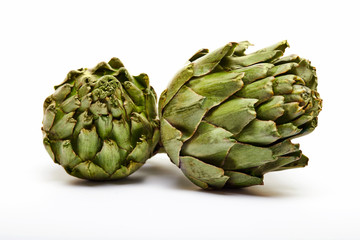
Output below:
[135,158,199,191]
[44,155,298,196]
[193,186,292,198]
[66,176,145,187]
[137,156,297,197]
[175,172,298,197]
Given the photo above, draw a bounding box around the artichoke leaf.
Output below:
[71,161,109,180]
[277,123,302,139]
[77,126,101,160]
[163,85,206,140]
[180,156,230,189]
[225,171,263,187]
[268,62,298,77]
[93,140,124,175]
[273,54,300,65]
[187,71,244,109]
[43,102,56,132]
[95,115,113,139]
[162,64,194,108]
[236,77,274,104]
[231,63,273,84]
[277,154,309,170]
[276,102,305,123]
[192,42,237,77]
[223,143,276,169]
[127,137,150,163]
[160,118,183,166]
[188,48,209,62]
[49,112,77,140]
[124,81,145,106]
[51,140,82,168]
[60,95,81,113]
[222,50,284,69]
[110,162,143,179]
[52,83,72,102]
[269,139,300,157]
[73,111,93,137]
[112,118,131,152]
[145,88,157,120]
[181,121,236,166]
[205,97,257,135]
[236,119,280,145]
[252,40,289,54]
[133,73,150,89]
[233,41,252,56]
[43,137,55,161]
[256,96,285,121]
[254,155,301,175]
[89,101,108,116]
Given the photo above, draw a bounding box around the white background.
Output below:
[1,0,359,239]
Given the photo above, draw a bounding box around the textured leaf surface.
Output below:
[160,41,322,189]
[180,156,229,189]
[42,58,159,180]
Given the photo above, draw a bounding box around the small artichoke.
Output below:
[159,41,322,189]
[42,58,159,180]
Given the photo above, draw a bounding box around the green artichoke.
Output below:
[42,58,159,180]
[159,41,322,189]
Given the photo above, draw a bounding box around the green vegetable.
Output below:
[159,41,322,189]
[42,58,159,180]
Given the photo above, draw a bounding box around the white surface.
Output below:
[1,0,359,239]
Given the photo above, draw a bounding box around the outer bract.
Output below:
[159,41,322,189]
[42,58,159,180]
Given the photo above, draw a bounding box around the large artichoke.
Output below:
[159,41,322,189]
[42,58,159,180]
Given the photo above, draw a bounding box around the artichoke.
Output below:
[159,41,322,189]
[42,58,159,180]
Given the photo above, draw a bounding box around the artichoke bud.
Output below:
[160,41,322,189]
[42,58,159,180]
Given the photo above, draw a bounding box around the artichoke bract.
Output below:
[159,41,322,189]
[42,58,159,180]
